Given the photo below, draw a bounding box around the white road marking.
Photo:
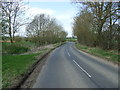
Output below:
[73,60,92,78]
[68,52,71,56]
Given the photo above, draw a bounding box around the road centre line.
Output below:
[73,60,92,78]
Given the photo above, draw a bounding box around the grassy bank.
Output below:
[76,43,119,63]
[2,48,49,88]
[2,41,65,88]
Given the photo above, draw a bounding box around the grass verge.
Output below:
[2,42,65,88]
[76,43,119,63]
[2,48,49,88]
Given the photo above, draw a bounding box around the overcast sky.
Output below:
[18,1,78,37]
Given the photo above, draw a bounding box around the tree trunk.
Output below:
[107,15,112,50]
[97,23,103,47]
[107,3,112,50]
[9,15,13,43]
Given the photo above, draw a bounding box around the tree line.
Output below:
[1,0,67,45]
[26,14,67,45]
[73,2,120,51]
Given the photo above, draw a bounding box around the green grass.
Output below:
[76,43,119,62]
[2,48,49,88]
[66,38,77,42]
[2,41,35,55]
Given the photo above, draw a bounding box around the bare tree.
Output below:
[1,0,27,43]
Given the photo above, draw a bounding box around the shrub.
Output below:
[6,44,29,54]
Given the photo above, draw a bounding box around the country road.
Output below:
[33,42,118,88]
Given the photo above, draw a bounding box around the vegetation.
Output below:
[76,43,119,63]
[1,7,67,54]
[2,43,29,55]
[2,40,35,55]
[66,37,77,42]
[2,48,49,88]
[73,2,119,51]
[1,0,27,43]
[1,1,67,52]
[2,54,37,88]
[26,14,67,45]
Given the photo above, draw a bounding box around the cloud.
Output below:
[55,11,76,37]
[25,5,55,20]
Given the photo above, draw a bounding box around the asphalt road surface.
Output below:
[33,42,118,88]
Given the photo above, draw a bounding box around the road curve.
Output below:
[32,42,118,88]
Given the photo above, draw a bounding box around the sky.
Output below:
[18,1,78,37]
